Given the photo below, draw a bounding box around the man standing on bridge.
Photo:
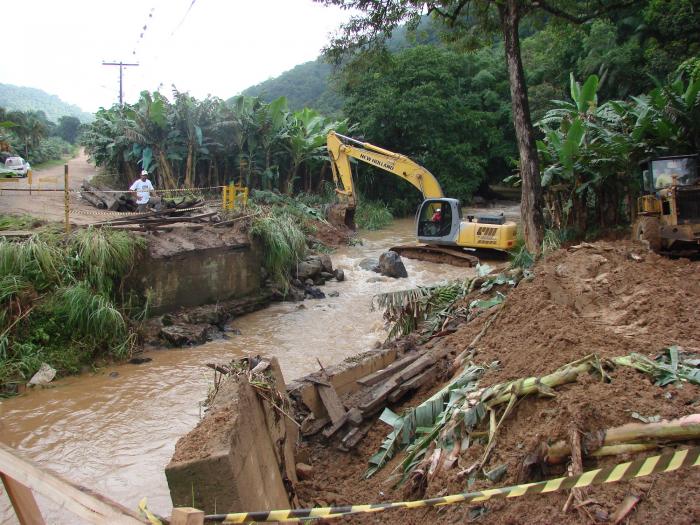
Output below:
[130,170,155,213]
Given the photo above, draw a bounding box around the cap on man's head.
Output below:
[141,170,148,176]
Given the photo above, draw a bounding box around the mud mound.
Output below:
[456,240,700,382]
[301,240,700,524]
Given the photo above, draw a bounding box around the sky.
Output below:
[2,0,352,112]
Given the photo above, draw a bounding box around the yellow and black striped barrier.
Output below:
[205,447,700,523]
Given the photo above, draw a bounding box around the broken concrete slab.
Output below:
[166,357,297,514]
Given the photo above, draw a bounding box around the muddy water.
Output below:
[0,215,509,523]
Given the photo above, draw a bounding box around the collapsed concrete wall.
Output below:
[287,347,398,419]
[166,348,407,514]
[127,227,263,315]
[165,357,298,514]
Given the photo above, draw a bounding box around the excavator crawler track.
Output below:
[390,245,480,267]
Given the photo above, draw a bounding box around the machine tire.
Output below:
[633,216,661,252]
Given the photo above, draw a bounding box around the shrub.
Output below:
[250,212,307,286]
[355,200,393,230]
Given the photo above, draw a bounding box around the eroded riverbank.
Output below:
[0,215,513,523]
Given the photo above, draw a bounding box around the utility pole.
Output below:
[101,61,139,105]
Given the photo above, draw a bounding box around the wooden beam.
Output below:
[171,508,204,525]
[356,352,421,387]
[0,231,33,238]
[0,443,147,524]
[316,384,346,424]
[1,473,45,525]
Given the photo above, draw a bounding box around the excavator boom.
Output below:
[327,131,444,208]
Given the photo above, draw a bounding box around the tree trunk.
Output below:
[285,163,300,195]
[318,163,328,192]
[157,150,176,189]
[185,142,194,188]
[124,161,137,187]
[499,0,544,253]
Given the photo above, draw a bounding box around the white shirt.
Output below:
[129,179,154,204]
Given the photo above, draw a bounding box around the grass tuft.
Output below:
[250,212,307,286]
[355,201,393,230]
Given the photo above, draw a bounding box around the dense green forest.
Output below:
[0,107,80,165]
[323,0,700,237]
[0,84,94,124]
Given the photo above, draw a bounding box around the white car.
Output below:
[4,156,31,177]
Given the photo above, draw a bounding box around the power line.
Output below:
[102,62,140,105]
[170,0,197,36]
[132,7,156,57]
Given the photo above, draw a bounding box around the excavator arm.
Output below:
[327,131,444,210]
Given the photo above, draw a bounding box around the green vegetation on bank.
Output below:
[355,201,393,230]
[251,213,307,286]
[0,221,145,389]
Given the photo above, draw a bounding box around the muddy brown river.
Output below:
[0,212,515,523]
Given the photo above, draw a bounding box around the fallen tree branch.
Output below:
[545,414,700,464]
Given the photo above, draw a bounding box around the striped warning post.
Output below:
[204,447,700,523]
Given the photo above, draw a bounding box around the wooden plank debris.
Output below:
[359,353,438,416]
[0,443,146,524]
[317,384,347,424]
[356,353,421,387]
[300,415,330,437]
[388,367,438,404]
[347,408,363,427]
[0,472,45,525]
[341,426,370,449]
[359,379,398,415]
[393,355,436,384]
[306,376,331,387]
[322,412,350,438]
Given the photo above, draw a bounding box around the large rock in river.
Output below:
[295,259,323,281]
[359,257,379,272]
[160,324,211,346]
[378,251,408,278]
[294,255,334,281]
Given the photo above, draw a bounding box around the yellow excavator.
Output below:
[327,131,518,266]
[633,154,700,253]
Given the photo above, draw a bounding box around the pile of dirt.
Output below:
[143,220,251,258]
[297,240,700,524]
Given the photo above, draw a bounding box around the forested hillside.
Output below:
[241,59,342,115]
[0,83,94,123]
[238,17,437,115]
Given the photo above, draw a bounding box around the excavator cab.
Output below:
[417,198,461,244]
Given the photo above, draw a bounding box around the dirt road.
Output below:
[0,150,105,225]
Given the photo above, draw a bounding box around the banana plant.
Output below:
[123,91,177,188]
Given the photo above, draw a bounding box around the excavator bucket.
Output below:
[327,203,356,230]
